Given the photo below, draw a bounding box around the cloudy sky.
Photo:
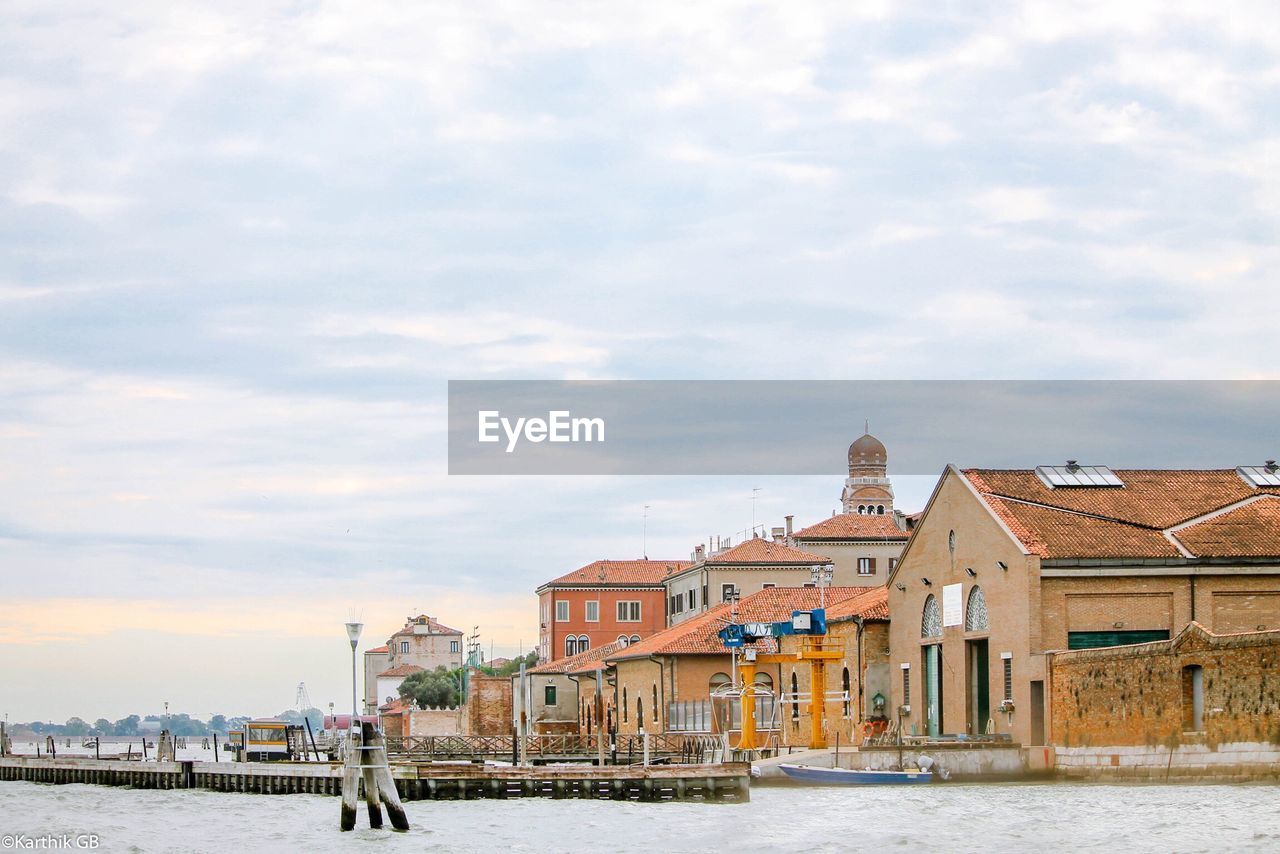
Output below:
[2,1,1278,722]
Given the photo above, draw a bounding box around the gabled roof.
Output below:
[702,538,832,565]
[379,697,413,714]
[609,586,882,660]
[377,664,425,678]
[961,469,1280,561]
[792,513,909,540]
[365,645,389,655]
[825,586,890,621]
[392,615,462,636]
[529,641,623,675]
[538,559,691,591]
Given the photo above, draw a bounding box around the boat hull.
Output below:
[778,764,933,785]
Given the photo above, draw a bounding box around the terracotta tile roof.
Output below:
[539,559,691,590]
[377,664,425,678]
[962,469,1280,560]
[610,586,875,659]
[702,538,832,565]
[1173,496,1280,558]
[378,697,413,714]
[392,615,462,636]
[824,586,890,621]
[792,513,909,540]
[365,645,389,654]
[529,641,623,675]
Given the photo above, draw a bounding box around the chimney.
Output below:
[771,527,785,542]
[693,544,705,562]
[784,515,793,537]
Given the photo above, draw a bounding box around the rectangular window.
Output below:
[544,685,556,706]
[541,603,549,623]
[585,601,599,622]
[689,588,697,609]
[1002,653,1013,701]
[762,583,776,589]
[668,595,676,614]
[703,584,708,607]
[450,640,460,653]
[400,641,409,654]
[1067,630,1170,650]
[889,558,898,571]
[555,600,569,622]
[901,663,911,707]
[857,557,873,575]
[617,601,641,622]
[803,582,816,588]
[675,593,684,613]
[721,583,735,603]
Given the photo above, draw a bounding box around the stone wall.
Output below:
[1056,742,1280,781]
[407,708,465,736]
[1050,623,1280,749]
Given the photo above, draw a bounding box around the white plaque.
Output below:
[943,583,963,627]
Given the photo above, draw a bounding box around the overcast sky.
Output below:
[2,1,1278,722]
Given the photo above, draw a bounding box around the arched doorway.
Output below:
[965,586,990,735]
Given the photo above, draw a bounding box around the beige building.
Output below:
[608,586,888,746]
[887,463,1280,747]
[663,537,834,626]
[363,615,464,713]
[519,641,622,735]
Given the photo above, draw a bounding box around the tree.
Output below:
[398,666,461,709]
[64,717,90,736]
[93,719,115,736]
[113,715,140,736]
[208,715,229,734]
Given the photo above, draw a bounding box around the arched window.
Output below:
[842,667,851,718]
[578,635,590,652]
[565,636,577,657]
[617,635,629,647]
[629,634,641,644]
[857,505,865,514]
[877,505,885,515]
[637,697,643,729]
[790,671,800,720]
[966,586,989,632]
[652,685,659,724]
[709,672,732,693]
[622,687,628,722]
[922,594,942,639]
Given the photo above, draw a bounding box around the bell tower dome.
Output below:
[841,425,894,514]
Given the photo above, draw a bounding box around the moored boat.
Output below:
[778,764,933,785]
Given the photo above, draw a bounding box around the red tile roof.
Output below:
[377,664,425,678]
[391,615,462,636]
[962,469,1280,560]
[1173,496,1280,558]
[793,513,909,540]
[609,586,882,660]
[365,645,389,654]
[539,559,691,590]
[529,641,624,675]
[825,586,890,621]
[378,697,413,714]
[702,538,832,565]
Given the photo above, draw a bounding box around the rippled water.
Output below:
[2,779,1279,853]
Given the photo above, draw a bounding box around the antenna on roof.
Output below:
[642,504,650,560]
[751,487,762,535]
[864,418,869,434]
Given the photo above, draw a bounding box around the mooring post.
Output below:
[213,732,219,762]
[340,726,361,831]
[368,723,409,831]
[643,731,650,767]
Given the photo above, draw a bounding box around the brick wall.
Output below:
[1050,624,1280,748]
[467,672,513,735]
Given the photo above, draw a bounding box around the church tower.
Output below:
[841,427,894,514]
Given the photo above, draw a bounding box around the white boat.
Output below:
[778,763,933,785]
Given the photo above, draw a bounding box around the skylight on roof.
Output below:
[1238,462,1280,488]
[1036,463,1124,488]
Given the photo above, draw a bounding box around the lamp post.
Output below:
[811,563,834,608]
[344,622,363,720]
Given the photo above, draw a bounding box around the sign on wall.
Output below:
[943,583,963,627]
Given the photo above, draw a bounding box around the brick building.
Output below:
[662,538,834,626]
[536,559,688,662]
[608,585,888,746]
[363,614,464,713]
[519,641,623,735]
[887,463,1280,747]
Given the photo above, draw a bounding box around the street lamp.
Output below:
[810,563,833,609]
[344,621,363,719]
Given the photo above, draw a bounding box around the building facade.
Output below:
[536,559,688,662]
[887,463,1280,747]
[363,614,464,713]
[663,538,834,626]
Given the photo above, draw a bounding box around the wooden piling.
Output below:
[339,729,361,832]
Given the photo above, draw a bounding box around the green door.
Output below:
[923,644,942,737]
[969,639,990,735]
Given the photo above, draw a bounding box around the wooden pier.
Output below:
[0,756,750,802]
